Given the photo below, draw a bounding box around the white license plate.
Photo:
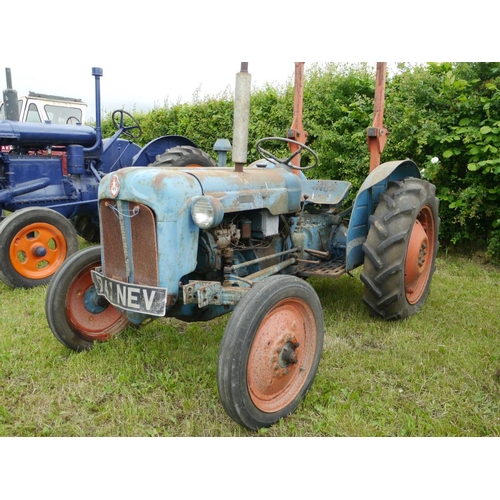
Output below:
[91,269,167,316]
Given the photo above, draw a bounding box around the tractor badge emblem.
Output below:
[109,175,120,198]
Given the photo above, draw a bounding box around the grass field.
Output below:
[1,249,499,437]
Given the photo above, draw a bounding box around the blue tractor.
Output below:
[45,63,439,430]
[0,67,210,288]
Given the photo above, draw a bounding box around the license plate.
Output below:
[91,269,167,317]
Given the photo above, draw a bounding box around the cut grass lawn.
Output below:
[1,249,499,436]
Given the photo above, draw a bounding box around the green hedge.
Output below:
[101,62,500,262]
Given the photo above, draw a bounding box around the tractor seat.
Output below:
[300,179,351,205]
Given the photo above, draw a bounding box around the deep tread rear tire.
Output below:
[152,146,216,167]
[360,178,440,320]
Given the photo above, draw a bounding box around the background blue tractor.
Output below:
[45,63,440,430]
[0,67,208,288]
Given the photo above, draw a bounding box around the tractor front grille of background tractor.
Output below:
[100,199,159,286]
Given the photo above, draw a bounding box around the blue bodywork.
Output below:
[95,158,421,324]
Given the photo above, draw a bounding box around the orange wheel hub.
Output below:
[247,298,317,413]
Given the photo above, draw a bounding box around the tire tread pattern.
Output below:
[360,178,440,320]
[152,146,216,167]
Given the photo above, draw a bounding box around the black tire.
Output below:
[152,145,216,167]
[217,275,324,430]
[360,178,440,320]
[0,207,79,288]
[71,215,100,243]
[45,245,130,351]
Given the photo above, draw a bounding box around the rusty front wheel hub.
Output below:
[66,264,129,342]
[247,298,317,413]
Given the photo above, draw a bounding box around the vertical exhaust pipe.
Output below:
[3,68,20,121]
[84,67,104,156]
[233,62,251,173]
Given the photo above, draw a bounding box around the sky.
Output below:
[1,60,301,120]
[2,1,490,122]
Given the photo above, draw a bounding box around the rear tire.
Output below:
[71,215,100,243]
[45,245,130,351]
[217,275,324,430]
[152,145,216,167]
[360,178,440,320]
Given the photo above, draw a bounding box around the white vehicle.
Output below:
[1,68,88,153]
[0,91,87,124]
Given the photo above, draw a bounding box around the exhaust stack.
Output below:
[3,68,20,121]
[232,62,251,172]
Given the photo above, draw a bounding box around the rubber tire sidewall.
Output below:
[361,178,440,320]
[217,275,324,430]
[0,207,79,288]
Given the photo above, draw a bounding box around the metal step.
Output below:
[297,259,346,278]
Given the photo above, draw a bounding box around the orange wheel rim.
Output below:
[9,222,68,279]
[405,205,436,304]
[247,298,317,413]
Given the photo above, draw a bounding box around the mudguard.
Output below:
[346,159,421,271]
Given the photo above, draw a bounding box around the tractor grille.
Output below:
[100,199,159,286]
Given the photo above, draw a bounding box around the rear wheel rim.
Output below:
[405,205,436,304]
[247,298,317,413]
[9,222,68,279]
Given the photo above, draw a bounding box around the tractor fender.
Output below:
[100,138,142,174]
[346,159,421,271]
[131,135,198,166]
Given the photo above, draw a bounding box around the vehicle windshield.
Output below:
[44,104,83,124]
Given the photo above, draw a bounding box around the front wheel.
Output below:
[0,208,79,288]
[45,245,131,351]
[217,275,324,430]
[360,177,440,320]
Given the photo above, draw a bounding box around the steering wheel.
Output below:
[66,116,80,125]
[255,137,319,171]
[111,110,143,139]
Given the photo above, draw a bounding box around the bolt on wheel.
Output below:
[217,275,324,430]
[0,208,79,288]
[361,178,440,319]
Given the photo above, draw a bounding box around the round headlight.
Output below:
[191,196,224,229]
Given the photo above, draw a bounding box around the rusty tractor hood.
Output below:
[98,165,303,218]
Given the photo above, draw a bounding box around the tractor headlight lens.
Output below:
[191,196,224,229]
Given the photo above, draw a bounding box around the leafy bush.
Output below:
[391,63,500,259]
